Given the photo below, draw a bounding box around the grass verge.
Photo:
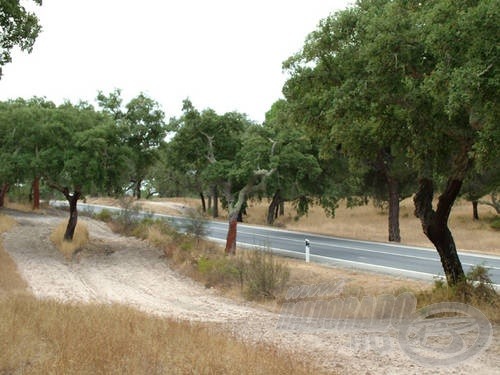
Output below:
[0,214,28,295]
[0,294,323,374]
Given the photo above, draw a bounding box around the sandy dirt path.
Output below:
[2,210,498,374]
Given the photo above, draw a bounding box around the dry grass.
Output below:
[50,220,90,259]
[0,294,323,375]
[0,213,326,374]
[0,215,28,296]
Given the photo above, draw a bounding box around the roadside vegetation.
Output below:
[0,213,325,375]
[91,201,500,322]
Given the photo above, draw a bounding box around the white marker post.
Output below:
[305,239,310,263]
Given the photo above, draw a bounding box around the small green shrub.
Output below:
[197,256,240,288]
[489,217,500,230]
[95,209,113,222]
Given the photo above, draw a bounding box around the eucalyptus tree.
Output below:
[283,0,499,285]
[0,0,42,72]
[97,89,167,198]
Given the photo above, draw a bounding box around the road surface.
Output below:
[52,201,500,286]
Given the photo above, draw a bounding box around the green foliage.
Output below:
[0,0,42,66]
[197,256,240,288]
[95,209,113,222]
[97,90,167,198]
[490,217,500,231]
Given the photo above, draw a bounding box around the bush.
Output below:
[490,217,500,230]
[182,208,208,242]
[244,249,290,300]
[95,208,113,222]
[197,256,240,288]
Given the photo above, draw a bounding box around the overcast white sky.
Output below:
[1,0,353,123]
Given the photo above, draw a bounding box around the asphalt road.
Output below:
[53,201,500,286]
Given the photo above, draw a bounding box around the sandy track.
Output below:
[2,211,498,374]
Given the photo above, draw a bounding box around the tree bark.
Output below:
[267,190,281,225]
[32,176,40,210]
[212,185,219,218]
[414,178,465,286]
[472,200,479,220]
[47,182,81,242]
[135,179,142,200]
[0,183,9,207]
[64,191,81,241]
[387,176,401,242]
[225,211,238,255]
[199,192,206,213]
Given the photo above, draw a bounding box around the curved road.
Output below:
[54,201,500,286]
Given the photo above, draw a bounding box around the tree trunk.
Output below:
[64,191,81,241]
[387,176,401,242]
[0,183,9,207]
[267,190,281,225]
[135,179,142,200]
[414,178,465,286]
[212,185,219,218]
[32,176,40,210]
[472,200,479,220]
[199,192,206,213]
[225,211,238,255]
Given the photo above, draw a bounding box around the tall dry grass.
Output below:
[50,220,90,259]
[0,294,323,374]
[0,214,28,295]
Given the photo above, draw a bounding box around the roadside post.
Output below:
[305,239,310,263]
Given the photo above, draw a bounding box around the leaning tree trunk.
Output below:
[32,176,40,210]
[387,176,401,242]
[414,178,465,286]
[0,183,9,207]
[267,190,281,225]
[199,192,206,213]
[64,191,81,241]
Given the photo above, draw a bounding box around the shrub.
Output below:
[244,249,290,300]
[182,208,208,242]
[197,256,240,288]
[95,208,113,222]
[490,217,500,230]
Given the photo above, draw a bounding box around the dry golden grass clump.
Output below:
[0,214,16,233]
[0,294,324,375]
[50,220,90,259]
[0,215,28,295]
